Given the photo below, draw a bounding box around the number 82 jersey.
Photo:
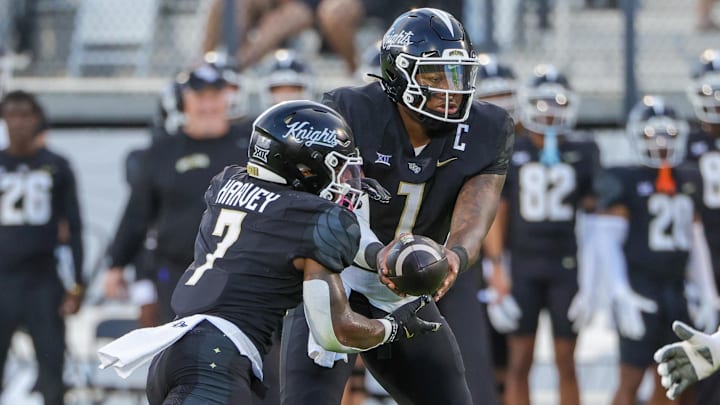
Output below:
[503,134,600,258]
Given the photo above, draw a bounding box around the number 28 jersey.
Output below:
[171,166,360,355]
[596,164,703,282]
[504,134,600,258]
[322,82,514,245]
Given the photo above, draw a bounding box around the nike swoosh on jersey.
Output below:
[436,157,458,167]
[404,326,415,339]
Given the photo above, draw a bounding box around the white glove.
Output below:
[613,287,658,340]
[686,283,720,333]
[484,290,522,334]
[654,321,720,400]
[567,290,595,333]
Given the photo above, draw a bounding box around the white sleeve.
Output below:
[353,194,383,270]
[687,222,720,303]
[576,212,599,293]
[595,215,630,294]
[303,279,391,353]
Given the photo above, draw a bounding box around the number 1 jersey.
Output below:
[322,82,514,247]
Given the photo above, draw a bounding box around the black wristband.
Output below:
[450,246,469,273]
[365,242,384,270]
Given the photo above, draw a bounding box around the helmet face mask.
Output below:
[627,96,689,168]
[687,73,720,124]
[628,115,689,168]
[260,49,314,108]
[518,83,578,135]
[319,151,363,209]
[247,100,365,210]
[380,8,480,124]
[395,51,479,122]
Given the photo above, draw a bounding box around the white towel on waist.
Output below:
[97,314,207,379]
[97,314,263,380]
[307,331,348,368]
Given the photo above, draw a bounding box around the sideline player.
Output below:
[483,65,599,405]
[595,96,718,405]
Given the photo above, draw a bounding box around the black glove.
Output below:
[385,295,442,342]
[361,177,392,204]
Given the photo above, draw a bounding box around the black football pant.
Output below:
[146,320,259,405]
[281,270,497,405]
[0,270,66,405]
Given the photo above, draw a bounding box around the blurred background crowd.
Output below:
[2,0,720,404]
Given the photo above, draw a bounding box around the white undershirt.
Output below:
[414,144,428,156]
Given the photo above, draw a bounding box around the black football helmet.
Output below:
[687,49,720,124]
[260,49,314,108]
[627,95,689,168]
[379,8,479,123]
[518,64,578,135]
[247,100,364,209]
[475,53,518,118]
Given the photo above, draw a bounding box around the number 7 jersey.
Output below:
[170,166,360,356]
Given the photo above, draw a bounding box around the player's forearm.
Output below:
[303,278,390,353]
[332,312,390,351]
[446,173,506,267]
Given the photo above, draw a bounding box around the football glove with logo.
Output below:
[384,295,441,342]
[361,177,392,204]
[654,321,720,399]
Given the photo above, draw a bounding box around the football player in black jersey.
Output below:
[0,91,84,405]
[98,100,440,405]
[595,96,718,405]
[482,65,599,405]
[654,48,720,403]
[281,8,513,405]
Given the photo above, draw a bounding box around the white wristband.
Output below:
[379,318,394,343]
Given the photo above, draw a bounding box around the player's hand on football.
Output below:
[612,287,658,340]
[385,295,442,342]
[654,321,720,400]
[433,246,460,301]
[376,237,406,297]
[104,266,129,300]
[360,177,391,204]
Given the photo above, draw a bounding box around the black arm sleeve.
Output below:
[311,205,361,273]
[60,160,84,285]
[108,149,158,268]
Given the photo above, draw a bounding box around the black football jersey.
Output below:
[110,124,252,267]
[686,130,720,254]
[596,164,703,282]
[0,148,83,277]
[171,166,360,355]
[322,82,514,246]
[503,133,600,257]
